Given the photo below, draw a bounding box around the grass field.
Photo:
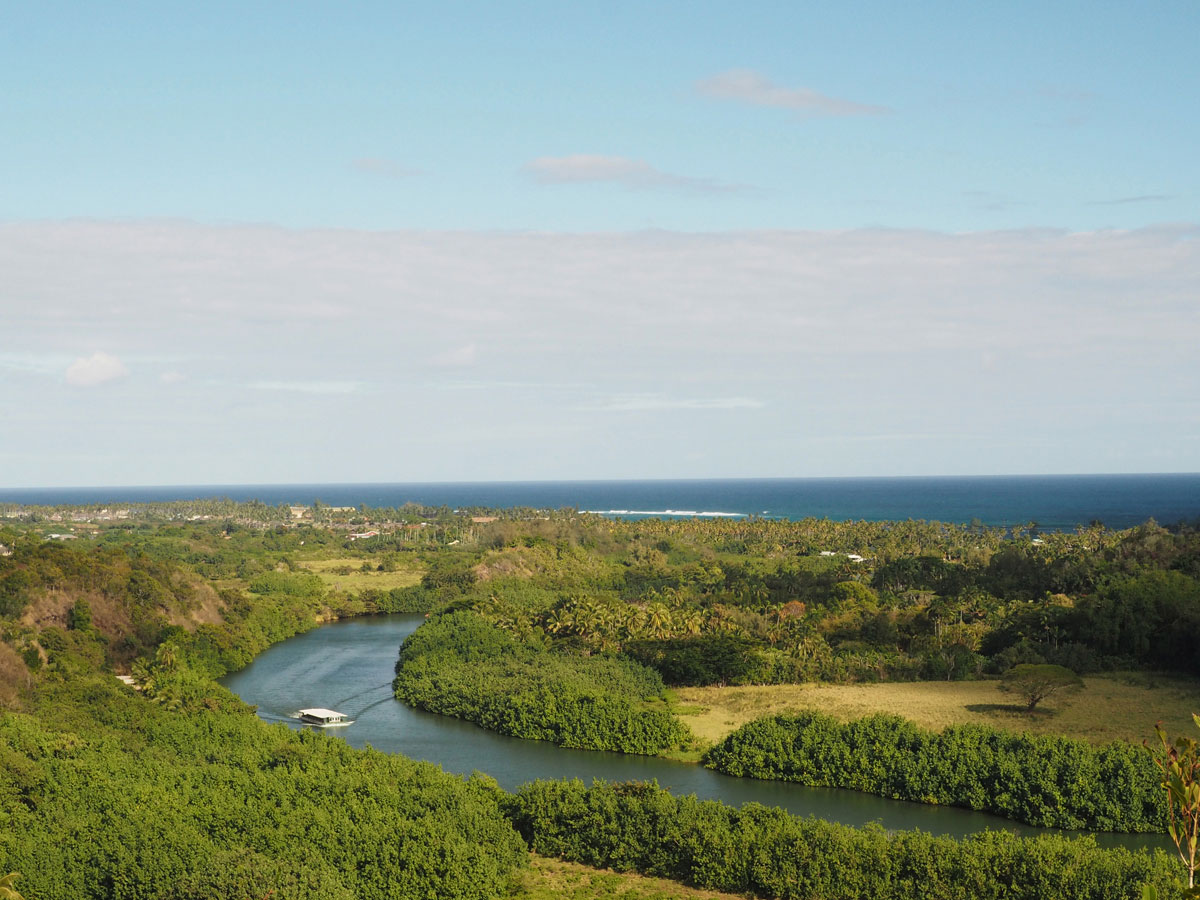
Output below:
[297,557,423,592]
[515,855,743,900]
[673,673,1200,747]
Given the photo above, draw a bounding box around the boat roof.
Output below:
[299,708,346,718]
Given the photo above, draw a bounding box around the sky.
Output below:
[2,1,1198,487]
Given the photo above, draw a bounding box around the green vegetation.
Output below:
[704,711,1164,831]
[509,778,1182,900]
[9,502,1200,690]
[362,514,1200,694]
[394,611,692,754]
[0,522,527,900]
[3,501,1200,897]
[0,678,526,900]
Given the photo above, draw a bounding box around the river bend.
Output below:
[221,614,1165,852]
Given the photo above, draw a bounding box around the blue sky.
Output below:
[2,2,1198,486]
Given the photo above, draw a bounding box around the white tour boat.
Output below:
[297,707,351,727]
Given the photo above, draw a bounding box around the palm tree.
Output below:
[765,619,787,646]
[623,606,649,640]
[544,606,576,637]
[680,608,704,637]
[645,603,673,641]
[155,641,180,672]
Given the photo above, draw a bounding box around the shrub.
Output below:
[704,711,1165,832]
[508,778,1180,900]
[394,612,692,754]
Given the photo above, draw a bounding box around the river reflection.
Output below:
[221,614,1167,852]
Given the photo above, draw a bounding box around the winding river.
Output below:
[221,614,1167,852]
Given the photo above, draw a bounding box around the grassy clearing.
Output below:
[297,556,423,592]
[673,673,1200,747]
[514,854,744,900]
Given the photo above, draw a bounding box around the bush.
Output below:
[704,711,1164,832]
[508,778,1180,900]
[394,612,692,754]
[0,676,528,900]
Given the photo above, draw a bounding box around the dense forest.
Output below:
[384,512,1200,772]
[1,502,1198,897]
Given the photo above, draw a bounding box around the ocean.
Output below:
[2,474,1200,531]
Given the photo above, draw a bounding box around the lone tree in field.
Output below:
[999,663,1084,711]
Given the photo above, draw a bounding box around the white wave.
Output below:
[583,509,746,518]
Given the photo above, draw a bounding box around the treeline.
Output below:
[406,515,1200,684]
[507,778,1181,900]
[393,611,693,755]
[0,496,565,529]
[16,510,1200,686]
[704,712,1165,832]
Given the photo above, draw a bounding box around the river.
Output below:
[221,614,1167,852]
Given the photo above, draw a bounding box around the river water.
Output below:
[221,614,1167,852]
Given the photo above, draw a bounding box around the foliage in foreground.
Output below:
[508,778,1182,900]
[393,610,693,754]
[0,675,527,900]
[704,711,1165,832]
[1152,715,1200,891]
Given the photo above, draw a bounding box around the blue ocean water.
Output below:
[3,474,1200,531]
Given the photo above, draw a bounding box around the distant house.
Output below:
[45,533,78,541]
[348,530,380,541]
[819,550,865,563]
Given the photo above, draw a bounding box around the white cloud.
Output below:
[65,352,128,387]
[3,220,1198,483]
[524,155,740,192]
[160,370,185,384]
[696,69,890,117]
